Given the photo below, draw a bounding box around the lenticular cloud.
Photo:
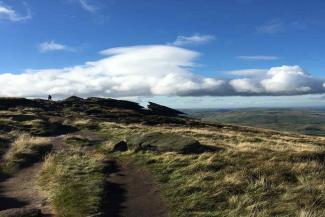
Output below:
[0,45,324,98]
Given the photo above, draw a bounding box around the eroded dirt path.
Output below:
[0,162,52,215]
[0,130,168,217]
[103,160,168,217]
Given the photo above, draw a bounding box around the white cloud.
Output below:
[171,34,216,46]
[0,45,324,98]
[39,41,74,53]
[261,65,316,94]
[230,78,263,93]
[257,20,309,34]
[0,2,31,22]
[79,0,97,13]
[236,56,279,61]
[256,20,285,34]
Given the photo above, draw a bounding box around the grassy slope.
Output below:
[100,122,325,217]
[187,108,325,136]
[1,106,325,216]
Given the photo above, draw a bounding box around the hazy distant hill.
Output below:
[186,108,325,136]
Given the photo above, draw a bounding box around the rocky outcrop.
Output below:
[147,102,185,116]
[86,97,145,111]
[0,98,41,110]
[0,96,196,126]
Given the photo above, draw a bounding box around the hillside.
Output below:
[0,97,325,217]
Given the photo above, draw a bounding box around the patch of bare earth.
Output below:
[103,160,168,217]
[0,162,53,215]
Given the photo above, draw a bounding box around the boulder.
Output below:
[126,132,216,154]
[147,102,185,116]
[110,141,128,152]
[0,208,42,217]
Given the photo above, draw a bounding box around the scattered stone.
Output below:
[0,208,42,217]
[111,141,128,152]
[126,132,219,154]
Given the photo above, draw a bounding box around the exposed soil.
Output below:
[0,162,53,215]
[102,160,168,217]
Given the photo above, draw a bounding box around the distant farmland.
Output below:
[187,108,325,136]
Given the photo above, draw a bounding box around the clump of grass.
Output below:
[1,134,51,174]
[64,135,92,147]
[38,150,106,217]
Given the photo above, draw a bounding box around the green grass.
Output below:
[38,150,106,217]
[64,136,92,147]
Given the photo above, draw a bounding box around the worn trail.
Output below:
[0,162,52,215]
[102,160,168,217]
[0,131,168,217]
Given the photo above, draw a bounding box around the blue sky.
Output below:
[0,0,325,108]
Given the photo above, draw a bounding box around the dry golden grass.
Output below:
[100,121,325,152]
[101,121,325,217]
[4,134,50,161]
[1,134,52,174]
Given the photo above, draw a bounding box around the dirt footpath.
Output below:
[102,160,168,217]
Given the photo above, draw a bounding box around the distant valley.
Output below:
[186,108,325,136]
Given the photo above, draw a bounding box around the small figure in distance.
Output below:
[48,94,52,101]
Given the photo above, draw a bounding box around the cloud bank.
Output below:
[0,45,324,98]
[0,2,31,22]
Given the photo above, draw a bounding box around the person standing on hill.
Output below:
[48,94,52,101]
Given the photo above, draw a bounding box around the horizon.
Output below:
[0,0,325,108]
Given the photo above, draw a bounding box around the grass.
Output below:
[38,150,107,217]
[1,134,51,174]
[100,121,325,217]
[126,150,325,217]
[64,135,92,147]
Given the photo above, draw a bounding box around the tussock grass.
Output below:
[38,150,106,217]
[1,134,51,174]
[64,135,92,147]
[71,118,99,130]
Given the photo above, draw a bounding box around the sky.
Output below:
[0,0,325,108]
